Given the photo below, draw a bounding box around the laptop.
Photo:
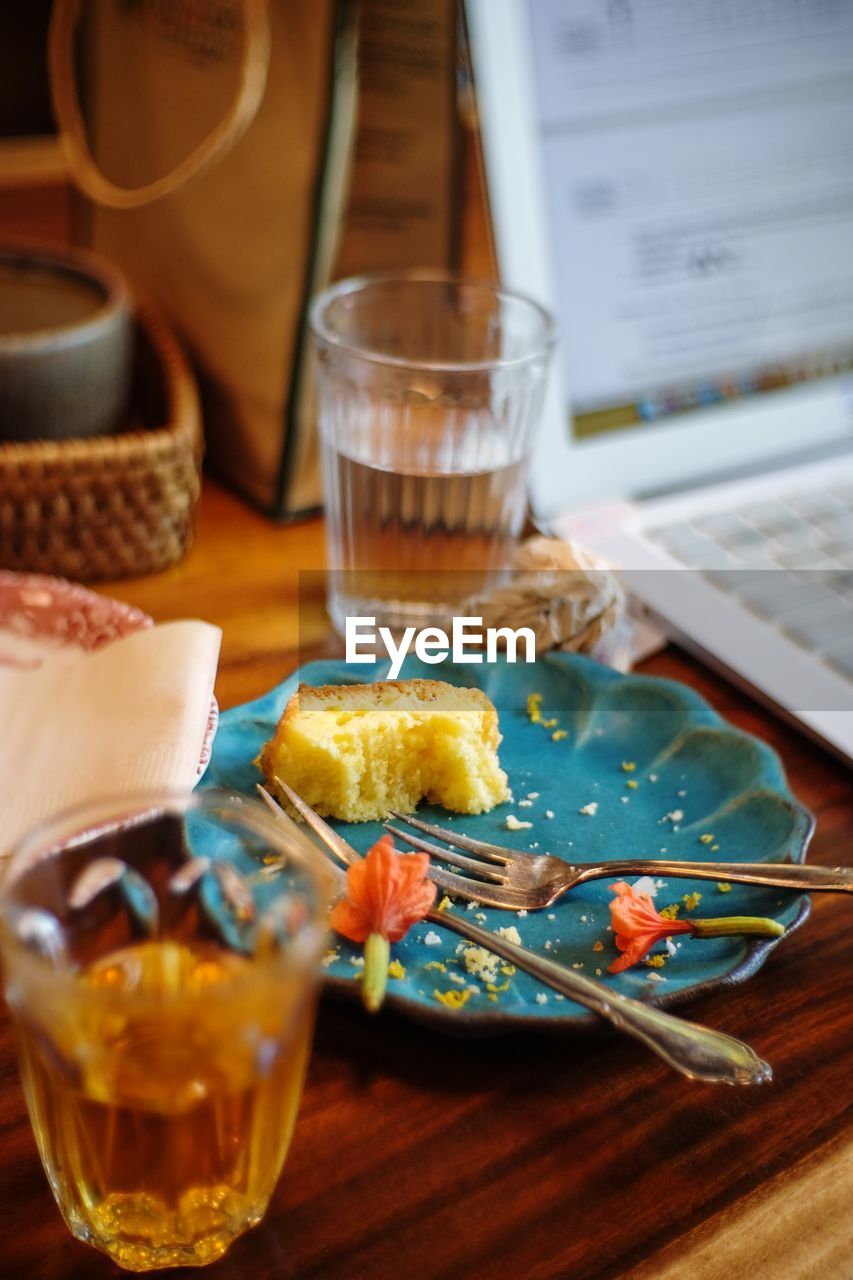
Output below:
[467,0,853,763]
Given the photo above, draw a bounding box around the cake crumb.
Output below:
[717,882,732,893]
[388,959,406,980]
[579,802,598,816]
[593,940,604,952]
[551,729,568,741]
[517,909,528,918]
[505,814,533,831]
[682,892,703,911]
[496,925,522,945]
[699,833,714,845]
[527,792,540,800]
[518,798,533,808]
[535,993,548,1005]
[424,930,442,946]
[545,809,555,819]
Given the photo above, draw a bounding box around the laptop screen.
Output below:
[525,0,853,446]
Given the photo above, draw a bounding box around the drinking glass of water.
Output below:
[309,272,556,635]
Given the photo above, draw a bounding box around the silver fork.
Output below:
[383,811,852,911]
[257,779,772,1087]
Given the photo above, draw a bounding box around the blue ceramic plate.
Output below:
[200,653,813,1033]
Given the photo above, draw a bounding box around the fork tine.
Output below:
[387,811,513,863]
[383,823,508,884]
[255,784,349,895]
[267,782,523,908]
[265,778,360,870]
[424,864,530,909]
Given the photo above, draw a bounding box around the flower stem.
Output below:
[362,932,391,1012]
[691,916,785,940]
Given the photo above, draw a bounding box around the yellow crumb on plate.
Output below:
[433,988,473,1010]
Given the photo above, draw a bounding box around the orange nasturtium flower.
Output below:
[330,835,437,1011]
[608,880,784,974]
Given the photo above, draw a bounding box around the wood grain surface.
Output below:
[0,480,849,1280]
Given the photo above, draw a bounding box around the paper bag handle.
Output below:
[49,0,271,210]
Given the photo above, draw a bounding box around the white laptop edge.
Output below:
[465,0,853,524]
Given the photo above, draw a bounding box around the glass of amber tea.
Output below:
[0,790,330,1271]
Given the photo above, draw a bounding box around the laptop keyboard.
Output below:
[645,481,853,681]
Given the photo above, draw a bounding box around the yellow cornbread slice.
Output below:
[259,679,510,822]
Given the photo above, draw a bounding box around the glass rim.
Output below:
[308,269,558,374]
[0,787,332,986]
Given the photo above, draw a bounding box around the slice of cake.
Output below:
[259,679,510,822]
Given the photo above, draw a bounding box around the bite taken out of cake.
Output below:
[258,678,510,823]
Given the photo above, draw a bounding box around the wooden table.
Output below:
[0,479,850,1280]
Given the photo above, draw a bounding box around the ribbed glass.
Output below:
[310,272,556,633]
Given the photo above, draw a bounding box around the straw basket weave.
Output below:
[0,302,202,581]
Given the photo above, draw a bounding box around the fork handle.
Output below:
[430,912,771,1086]
[574,860,853,893]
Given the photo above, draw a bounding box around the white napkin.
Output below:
[0,620,221,853]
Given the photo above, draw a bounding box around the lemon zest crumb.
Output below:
[717,882,732,893]
[433,987,473,1009]
[682,892,703,911]
[387,959,406,980]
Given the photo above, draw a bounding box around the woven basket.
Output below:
[0,301,202,581]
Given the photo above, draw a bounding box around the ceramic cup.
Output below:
[0,240,134,442]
